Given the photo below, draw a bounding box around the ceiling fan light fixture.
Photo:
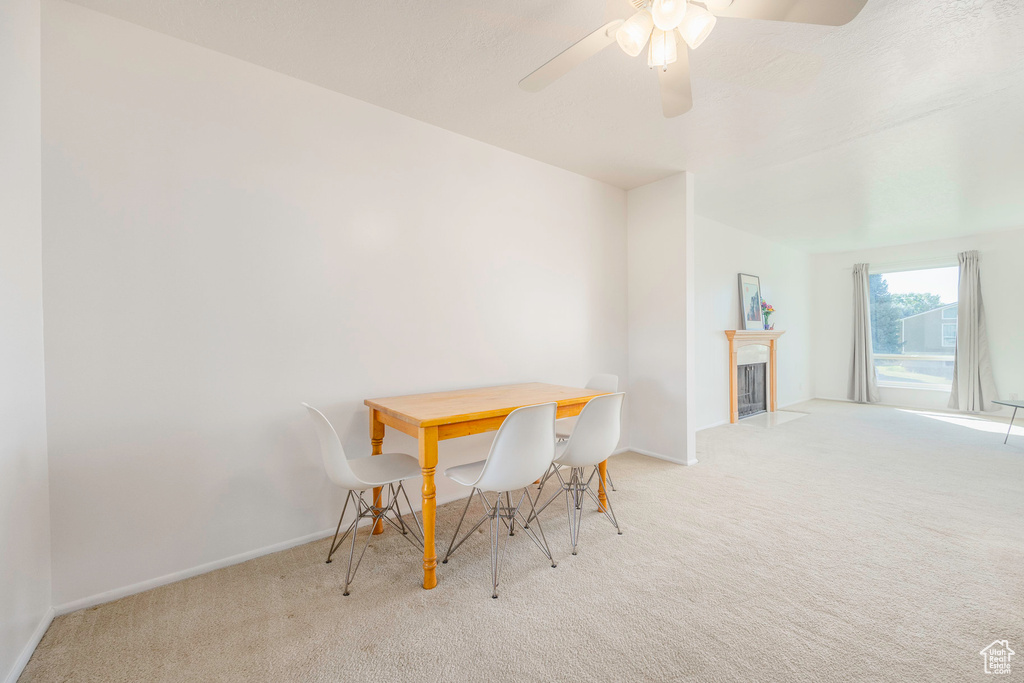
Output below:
[647,28,678,69]
[616,10,655,57]
[651,0,688,31]
[678,3,716,49]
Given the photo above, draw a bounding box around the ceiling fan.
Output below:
[519,0,869,117]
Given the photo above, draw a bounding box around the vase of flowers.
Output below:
[761,299,775,330]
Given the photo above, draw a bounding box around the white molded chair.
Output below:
[555,374,619,443]
[303,403,423,595]
[554,374,619,490]
[535,392,625,555]
[442,402,558,598]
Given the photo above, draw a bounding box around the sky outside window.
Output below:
[880,266,959,304]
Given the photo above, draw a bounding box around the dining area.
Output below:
[303,377,624,598]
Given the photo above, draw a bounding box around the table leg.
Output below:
[370,410,385,535]
[1006,407,1018,445]
[418,426,439,590]
[597,459,608,512]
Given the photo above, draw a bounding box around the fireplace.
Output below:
[737,363,767,418]
[724,330,784,424]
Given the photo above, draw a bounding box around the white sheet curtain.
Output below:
[849,263,880,403]
[949,250,999,412]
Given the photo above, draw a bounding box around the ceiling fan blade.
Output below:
[519,20,624,92]
[659,49,693,118]
[705,0,868,26]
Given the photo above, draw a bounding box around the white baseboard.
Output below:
[50,482,530,616]
[810,395,1013,418]
[50,447,686,616]
[779,397,815,411]
[627,447,696,466]
[3,606,55,683]
[54,526,338,616]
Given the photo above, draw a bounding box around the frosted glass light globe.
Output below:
[678,3,717,49]
[651,0,689,31]
[647,28,678,68]
[616,10,655,57]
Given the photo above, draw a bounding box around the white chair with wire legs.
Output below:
[441,402,558,599]
[534,392,625,555]
[548,374,620,491]
[303,403,423,596]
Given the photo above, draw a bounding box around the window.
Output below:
[869,266,958,388]
[942,323,957,347]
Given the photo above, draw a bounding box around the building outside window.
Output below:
[869,266,958,388]
[941,321,957,347]
[901,303,958,352]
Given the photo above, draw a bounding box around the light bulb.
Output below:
[647,28,678,69]
[616,10,654,57]
[678,3,716,49]
[651,0,689,31]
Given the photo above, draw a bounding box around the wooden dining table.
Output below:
[364,382,611,590]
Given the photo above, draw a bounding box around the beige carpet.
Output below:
[22,400,1024,682]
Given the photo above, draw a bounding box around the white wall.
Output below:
[694,215,813,429]
[41,0,628,608]
[812,227,1024,414]
[627,172,696,464]
[0,0,54,680]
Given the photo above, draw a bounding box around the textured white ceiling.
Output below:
[61,0,1024,251]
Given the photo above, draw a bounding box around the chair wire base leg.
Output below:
[490,497,503,597]
[583,466,621,534]
[390,481,424,546]
[490,490,533,598]
[326,491,355,564]
[529,466,568,524]
[443,489,490,563]
[332,484,424,595]
[558,465,622,556]
[566,468,584,555]
[398,480,425,542]
[342,494,373,596]
[389,483,408,534]
[378,483,423,551]
[506,491,515,536]
[445,488,556,598]
[518,487,556,568]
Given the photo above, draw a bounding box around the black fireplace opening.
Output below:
[737,362,767,418]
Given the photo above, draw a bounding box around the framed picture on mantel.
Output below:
[738,273,762,330]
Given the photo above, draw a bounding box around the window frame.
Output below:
[868,264,958,390]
